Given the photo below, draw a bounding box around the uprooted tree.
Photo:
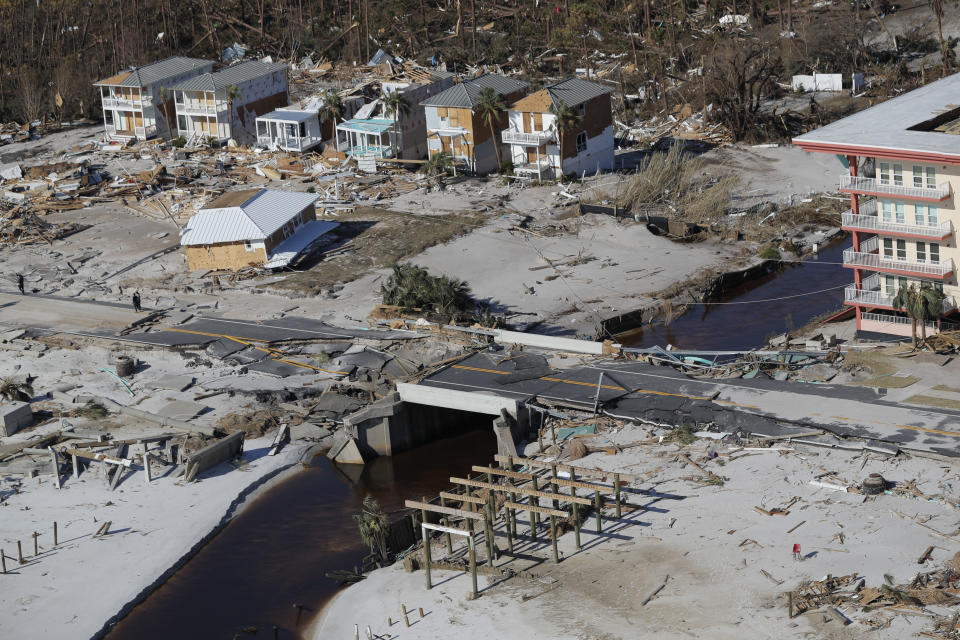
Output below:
[380,262,502,327]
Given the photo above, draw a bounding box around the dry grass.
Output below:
[842,349,903,377]
[933,384,960,393]
[274,206,487,294]
[851,375,920,389]
[904,394,960,411]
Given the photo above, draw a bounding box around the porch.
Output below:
[256,109,323,153]
[335,118,396,159]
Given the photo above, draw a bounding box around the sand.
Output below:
[314,423,960,640]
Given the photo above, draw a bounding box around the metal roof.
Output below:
[793,72,960,161]
[180,189,320,245]
[256,109,316,123]
[171,60,289,92]
[95,57,213,87]
[263,220,340,269]
[421,74,530,109]
[543,78,613,108]
[337,118,394,134]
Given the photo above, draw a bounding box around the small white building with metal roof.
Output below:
[255,108,323,152]
[180,188,338,271]
[171,60,290,146]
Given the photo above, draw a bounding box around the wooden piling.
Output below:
[614,473,622,518]
[48,447,61,489]
[72,454,79,479]
[439,495,453,554]
[537,427,543,453]
[573,502,581,549]
[531,476,541,526]
[32,531,38,556]
[484,494,495,567]
[418,607,424,617]
[1,549,5,574]
[550,515,559,563]
[594,491,602,534]
[53,521,57,547]
[402,604,410,627]
[17,540,23,564]
[550,420,557,444]
[421,521,432,590]
[468,534,478,598]
[551,464,560,510]
[142,453,152,484]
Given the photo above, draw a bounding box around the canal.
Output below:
[105,428,497,640]
[621,238,849,350]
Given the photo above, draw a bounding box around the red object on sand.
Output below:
[792,543,801,554]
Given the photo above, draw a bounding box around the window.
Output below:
[881,200,893,222]
[893,164,903,186]
[917,242,927,262]
[285,123,297,137]
[576,131,587,153]
[177,115,186,131]
[104,110,114,126]
[175,91,184,104]
[915,204,926,226]
[101,87,110,99]
[577,103,585,117]
[928,205,939,226]
[897,239,906,260]
[927,166,937,189]
[914,165,924,188]
[883,238,894,258]
[878,163,890,185]
[299,122,306,138]
[244,240,256,252]
[895,202,904,224]
[931,242,940,263]
[885,274,895,294]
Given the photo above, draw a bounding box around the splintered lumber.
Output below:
[450,476,593,505]
[404,500,486,521]
[494,454,639,482]
[472,465,536,482]
[504,501,567,518]
[58,448,133,468]
[641,575,670,605]
[439,491,487,505]
[918,545,935,564]
[62,434,177,449]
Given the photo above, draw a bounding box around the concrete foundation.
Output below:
[0,402,33,437]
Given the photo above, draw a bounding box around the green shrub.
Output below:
[171,136,186,148]
[381,263,473,319]
[758,245,781,260]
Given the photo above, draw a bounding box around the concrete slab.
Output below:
[153,374,195,392]
[155,401,209,422]
[0,402,33,437]
[333,438,365,464]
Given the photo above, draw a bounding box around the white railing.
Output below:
[102,97,151,110]
[178,103,220,116]
[841,211,952,239]
[839,174,951,200]
[861,312,945,332]
[846,274,955,312]
[257,135,322,151]
[514,159,553,174]
[843,246,954,277]
[502,129,555,145]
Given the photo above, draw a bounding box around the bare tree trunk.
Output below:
[777,0,784,29]
[934,0,949,72]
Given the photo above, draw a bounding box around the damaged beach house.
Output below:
[502,77,615,180]
[254,103,324,152]
[421,74,530,174]
[334,66,455,159]
[794,72,960,338]
[171,59,291,146]
[179,188,338,271]
[94,56,214,142]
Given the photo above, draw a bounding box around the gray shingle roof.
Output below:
[422,74,530,108]
[544,78,613,108]
[171,60,289,92]
[96,56,213,87]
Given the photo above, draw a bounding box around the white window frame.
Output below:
[928,205,939,226]
[931,242,940,264]
[915,203,925,226]
[243,240,256,252]
[917,241,927,262]
[893,164,903,186]
[913,165,923,188]
[926,166,937,189]
[878,162,890,185]
[894,202,905,224]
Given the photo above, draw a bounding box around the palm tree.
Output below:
[0,377,33,403]
[474,86,506,172]
[225,84,242,140]
[319,89,346,143]
[892,282,946,347]
[353,495,390,563]
[549,99,583,177]
[423,151,454,187]
[381,88,410,159]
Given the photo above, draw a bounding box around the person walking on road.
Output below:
[17,274,24,295]
[132,291,142,313]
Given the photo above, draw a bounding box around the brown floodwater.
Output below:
[104,427,497,640]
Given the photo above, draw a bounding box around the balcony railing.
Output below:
[844,282,956,313]
[843,240,955,277]
[257,135,323,151]
[102,96,151,110]
[839,174,951,201]
[502,129,556,145]
[178,103,221,116]
[841,200,952,239]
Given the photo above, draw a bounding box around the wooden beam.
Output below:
[404,499,486,521]
[439,491,487,505]
[450,477,593,506]
[472,465,537,481]
[494,455,638,482]
[551,476,617,493]
[505,501,567,518]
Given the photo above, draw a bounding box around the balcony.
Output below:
[839,175,951,201]
[178,103,222,116]
[841,200,952,240]
[502,129,555,146]
[843,236,954,278]
[102,96,150,110]
[844,274,956,313]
